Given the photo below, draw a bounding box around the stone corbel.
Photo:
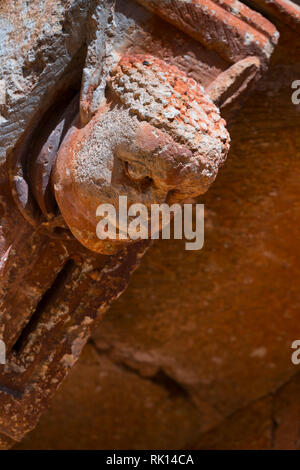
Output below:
[0,0,279,447]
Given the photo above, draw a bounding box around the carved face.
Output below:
[54,55,230,254]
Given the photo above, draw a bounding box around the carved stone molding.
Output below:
[245,0,300,32]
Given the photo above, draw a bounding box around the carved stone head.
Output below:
[54,55,230,253]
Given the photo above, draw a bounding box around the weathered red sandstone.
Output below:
[0,0,299,450]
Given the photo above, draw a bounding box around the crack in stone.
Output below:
[89,336,300,449]
[89,339,193,402]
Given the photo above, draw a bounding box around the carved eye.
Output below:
[123,161,153,191]
[123,161,151,182]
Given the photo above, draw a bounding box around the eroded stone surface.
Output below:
[135,0,279,65]
[0,0,88,165]
[15,22,300,449]
[0,0,290,449]
[109,54,230,181]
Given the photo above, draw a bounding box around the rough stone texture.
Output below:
[135,0,279,65]
[0,0,89,165]
[1,0,279,446]
[245,0,300,32]
[0,141,152,442]
[15,20,300,449]
[109,54,230,182]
